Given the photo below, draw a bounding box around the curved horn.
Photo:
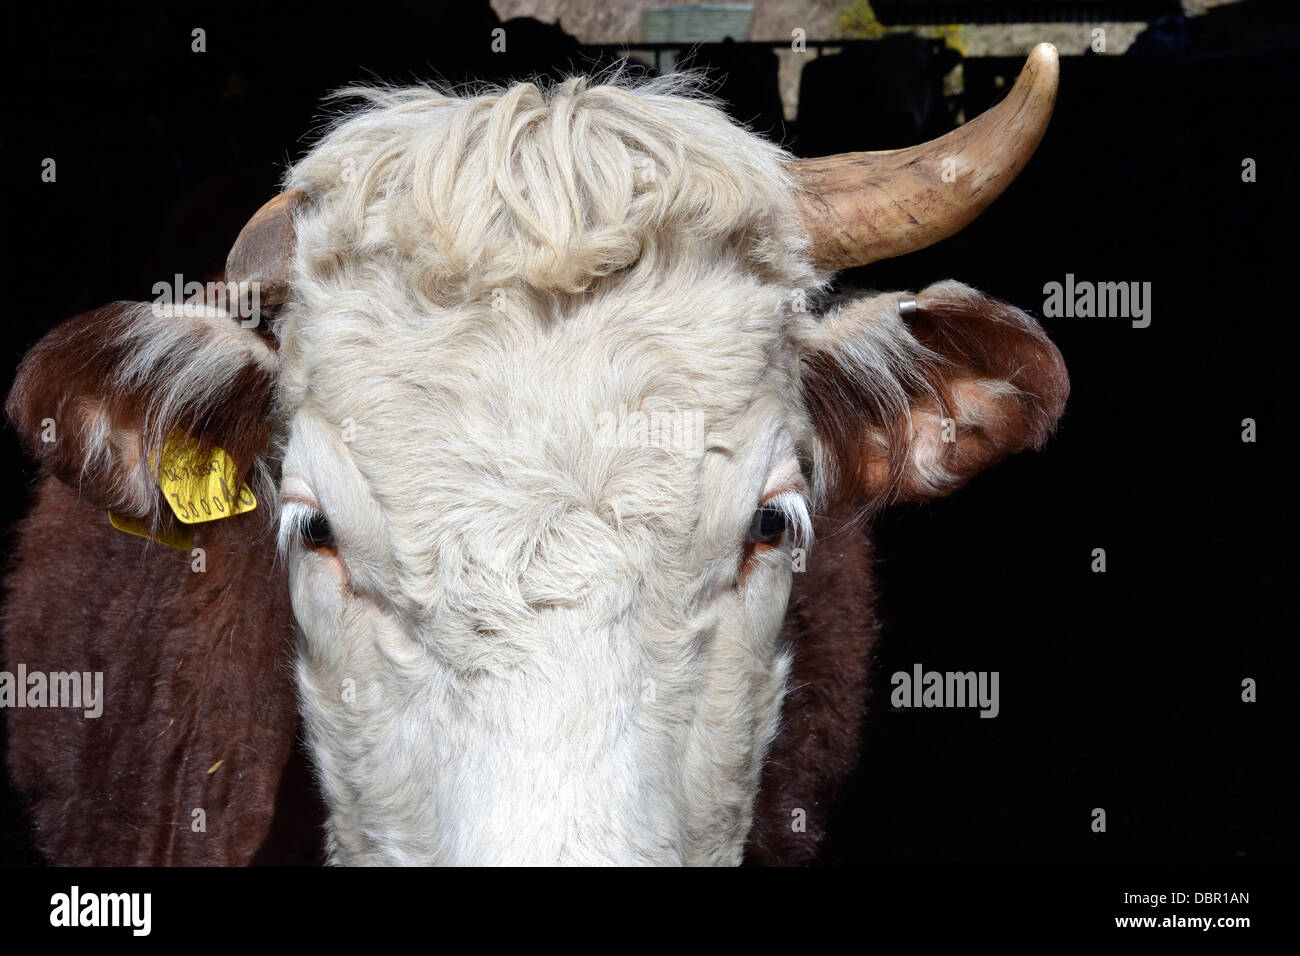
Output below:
[787,43,1059,271]
[224,188,309,309]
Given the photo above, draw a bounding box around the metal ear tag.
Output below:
[898,296,917,316]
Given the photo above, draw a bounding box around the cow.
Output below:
[2,45,1067,865]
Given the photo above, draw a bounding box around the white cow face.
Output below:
[275,269,815,865]
[266,79,828,865]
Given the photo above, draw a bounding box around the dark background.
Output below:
[0,0,1295,866]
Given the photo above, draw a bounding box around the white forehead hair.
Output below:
[280,72,819,306]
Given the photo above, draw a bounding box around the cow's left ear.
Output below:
[798,280,1069,508]
[6,301,278,525]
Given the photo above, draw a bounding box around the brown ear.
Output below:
[7,301,278,526]
[799,280,1068,508]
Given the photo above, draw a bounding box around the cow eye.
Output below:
[302,512,335,549]
[747,505,788,545]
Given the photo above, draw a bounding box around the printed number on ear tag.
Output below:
[153,432,258,525]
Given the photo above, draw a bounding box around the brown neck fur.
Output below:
[745,509,879,864]
[2,478,321,864]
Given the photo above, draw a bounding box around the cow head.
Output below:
[8,47,1066,864]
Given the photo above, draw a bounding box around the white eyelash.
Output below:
[762,489,814,550]
[278,499,324,556]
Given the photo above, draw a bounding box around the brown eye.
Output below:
[747,505,788,545]
[302,513,335,549]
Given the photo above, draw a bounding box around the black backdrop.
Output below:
[1,0,1295,868]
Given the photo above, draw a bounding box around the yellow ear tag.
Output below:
[107,510,195,551]
[153,432,258,525]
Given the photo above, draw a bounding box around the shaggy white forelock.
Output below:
[283,72,818,304]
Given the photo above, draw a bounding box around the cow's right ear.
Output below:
[6,301,278,524]
[796,281,1068,510]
